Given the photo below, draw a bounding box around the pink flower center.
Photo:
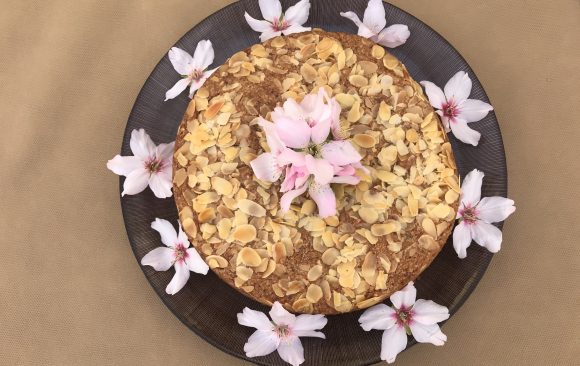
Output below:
[145,158,164,174]
[272,17,289,31]
[173,243,189,263]
[306,142,322,157]
[273,323,291,340]
[189,69,204,81]
[442,100,459,119]
[459,205,479,224]
[393,306,414,328]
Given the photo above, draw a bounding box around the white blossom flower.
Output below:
[340,0,410,48]
[453,169,516,258]
[141,218,209,295]
[244,0,311,42]
[107,129,174,199]
[165,40,217,101]
[420,71,494,146]
[359,282,449,364]
[237,302,327,366]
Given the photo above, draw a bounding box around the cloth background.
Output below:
[1,0,578,365]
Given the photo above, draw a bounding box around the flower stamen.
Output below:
[273,323,291,340]
[145,158,164,174]
[173,243,189,263]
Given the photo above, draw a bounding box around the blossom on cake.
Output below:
[420,71,494,146]
[250,89,365,218]
[453,169,516,258]
[237,301,327,366]
[359,282,449,364]
[165,40,217,101]
[341,0,410,48]
[141,218,209,295]
[107,129,174,199]
[244,0,311,42]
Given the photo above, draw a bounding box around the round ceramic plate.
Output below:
[119,1,507,365]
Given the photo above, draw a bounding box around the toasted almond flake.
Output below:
[236,266,253,283]
[396,139,409,156]
[383,53,399,69]
[356,296,382,309]
[307,265,323,281]
[198,208,216,223]
[306,284,323,303]
[371,45,385,59]
[358,207,379,224]
[375,170,398,183]
[419,234,439,251]
[216,218,232,239]
[335,93,356,108]
[300,63,318,83]
[347,101,362,122]
[445,189,460,204]
[211,176,233,196]
[348,74,368,88]
[371,220,401,236]
[262,259,276,278]
[361,252,377,281]
[237,247,262,267]
[206,255,228,268]
[232,224,257,243]
[375,270,388,290]
[182,217,197,237]
[325,216,339,227]
[408,196,419,216]
[378,101,391,122]
[321,248,339,265]
[305,217,326,232]
[431,203,451,219]
[271,36,286,48]
[237,199,266,217]
[358,60,378,75]
[421,217,438,238]
[196,191,219,205]
[204,100,225,120]
[293,298,313,313]
[272,242,287,262]
[353,133,376,148]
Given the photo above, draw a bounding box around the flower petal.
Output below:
[308,183,336,218]
[452,221,472,259]
[164,78,190,101]
[130,129,156,160]
[277,148,306,167]
[460,169,484,206]
[151,218,178,247]
[419,81,446,110]
[192,40,214,70]
[155,141,175,162]
[284,0,310,25]
[409,322,447,346]
[260,30,282,42]
[377,24,410,48]
[186,248,209,275]
[309,121,331,146]
[340,11,362,27]
[244,12,272,32]
[305,155,334,185]
[458,98,493,123]
[411,299,450,325]
[471,221,503,253]
[238,307,275,331]
[282,24,311,36]
[275,116,311,149]
[363,0,386,34]
[277,336,305,366]
[280,183,309,213]
[141,247,174,271]
[390,281,416,309]
[177,222,189,245]
[476,196,516,223]
[321,140,362,166]
[293,314,327,337]
[330,175,360,185]
[380,326,407,364]
[121,167,150,196]
[148,173,173,199]
[359,304,397,331]
[168,47,193,75]
[244,330,279,358]
[165,260,190,295]
[107,155,142,176]
[269,301,296,327]
[444,71,472,103]
[449,117,481,146]
[259,0,282,22]
[258,118,286,154]
[251,152,283,182]
[188,70,213,98]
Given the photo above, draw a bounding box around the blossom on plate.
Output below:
[237,301,327,366]
[107,129,174,198]
[340,0,410,48]
[141,218,209,295]
[453,169,516,258]
[420,71,494,146]
[244,0,311,42]
[249,89,364,217]
[359,282,449,364]
[165,40,217,101]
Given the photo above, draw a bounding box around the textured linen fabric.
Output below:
[0,0,578,365]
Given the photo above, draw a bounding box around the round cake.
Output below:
[172,30,459,314]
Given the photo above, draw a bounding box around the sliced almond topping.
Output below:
[292,298,313,313]
[206,255,228,268]
[306,284,323,303]
[348,74,369,88]
[237,199,266,217]
[307,265,323,281]
[237,247,262,267]
[353,133,376,148]
[321,248,339,265]
[421,217,438,238]
[232,224,257,244]
[300,63,318,83]
[211,176,233,196]
[371,220,401,236]
[204,100,225,120]
[371,45,385,59]
[272,242,287,262]
[358,207,379,224]
[419,234,439,251]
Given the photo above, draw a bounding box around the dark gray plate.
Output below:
[119,1,507,365]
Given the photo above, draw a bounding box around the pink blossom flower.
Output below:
[237,302,327,366]
[250,89,363,217]
[107,129,174,198]
[341,0,410,48]
[420,71,494,146]
[141,218,208,295]
[453,169,516,258]
[244,0,311,42]
[359,282,449,363]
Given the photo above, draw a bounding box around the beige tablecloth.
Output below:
[1,0,578,365]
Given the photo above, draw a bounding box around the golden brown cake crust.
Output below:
[172,30,459,314]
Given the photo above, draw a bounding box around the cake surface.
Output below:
[172,30,459,314]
